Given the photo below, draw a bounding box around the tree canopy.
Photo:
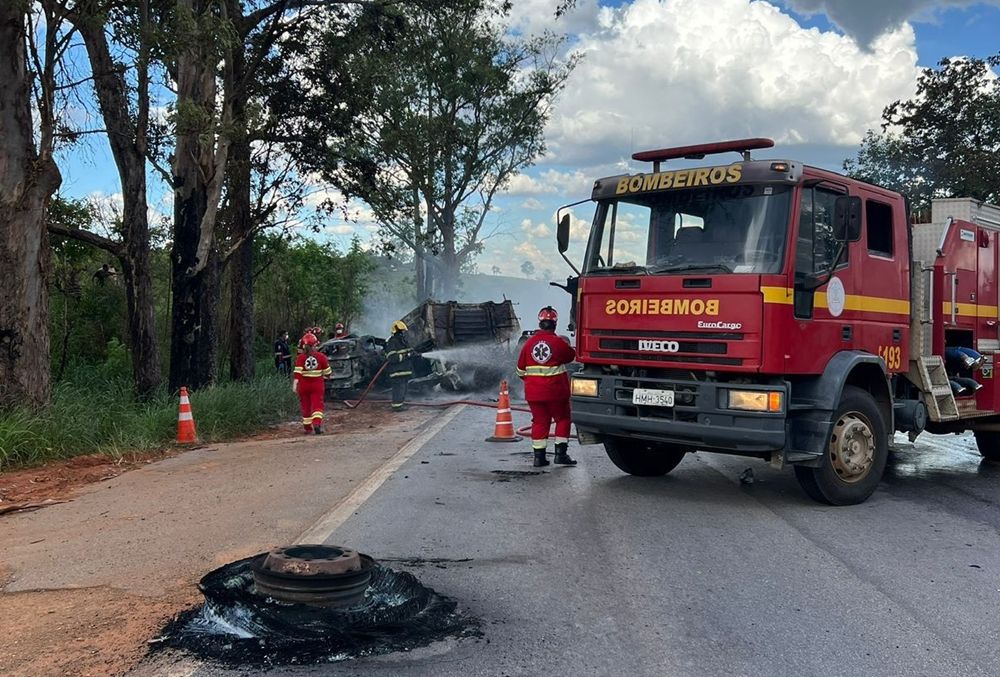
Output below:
[845,55,1000,209]
[276,0,576,301]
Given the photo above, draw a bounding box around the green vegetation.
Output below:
[0,366,297,471]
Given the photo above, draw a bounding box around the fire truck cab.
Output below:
[556,138,1000,505]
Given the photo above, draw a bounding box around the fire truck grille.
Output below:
[598,338,728,354]
[590,351,743,366]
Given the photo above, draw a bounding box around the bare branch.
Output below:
[48,223,124,258]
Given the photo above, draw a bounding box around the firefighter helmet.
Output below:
[335,322,345,332]
[538,306,558,323]
[391,320,408,334]
[300,332,319,347]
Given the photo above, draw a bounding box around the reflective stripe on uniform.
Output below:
[531,439,548,450]
[321,368,332,376]
[391,403,405,408]
[524,365,567,376]
[515,367,527,377]
[311,411,324,419]
[302,418,313,425]
[297,369,328,377]
[390,371,412,378]
[386,348,410,358]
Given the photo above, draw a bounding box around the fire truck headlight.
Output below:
[572,378,599,397]
[726,389,783,413]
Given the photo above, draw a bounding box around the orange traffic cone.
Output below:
[485,380,522,443]
[176,386,199,444]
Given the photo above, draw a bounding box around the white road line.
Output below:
[294,404,466,544]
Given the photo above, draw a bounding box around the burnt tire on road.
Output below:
[794,385,888,506]
[604,437,688,476]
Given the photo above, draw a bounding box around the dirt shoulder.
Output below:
[0,403,439,677]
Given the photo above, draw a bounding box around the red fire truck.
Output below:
[554,137,1000,505]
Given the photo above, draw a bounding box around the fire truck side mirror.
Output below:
[557,213,571,253]
[834,196,862,242]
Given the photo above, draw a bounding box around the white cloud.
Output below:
[327,224,355,235]
[509,0,602,37]
[503,169,594,196]
[521,218,552,238]
[520,197,545,210]
[543,0,920,168]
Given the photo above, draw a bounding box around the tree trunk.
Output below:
[227,133,255,382]
[169,178,218,391]
[169,0,228,392]
[0,6,60,410]
[120,251,161,398]
[74,2,162,399]
[440,205,459,300]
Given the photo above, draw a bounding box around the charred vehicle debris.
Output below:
[319,300,523,397]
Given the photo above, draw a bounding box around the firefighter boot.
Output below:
[553,442,577,466]
[533,447,549,468]
[314,425,323,435]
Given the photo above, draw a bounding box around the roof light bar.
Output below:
[632,138,775,166]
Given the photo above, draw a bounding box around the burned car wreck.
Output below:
[320,300,522,398]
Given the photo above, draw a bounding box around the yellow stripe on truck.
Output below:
[760,286,910,316]
[942,302,999,319]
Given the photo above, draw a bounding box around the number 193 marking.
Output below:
[878,345,902,370]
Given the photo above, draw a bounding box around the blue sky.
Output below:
[56,0,1000,280]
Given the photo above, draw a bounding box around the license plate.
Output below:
[632,388,675,407]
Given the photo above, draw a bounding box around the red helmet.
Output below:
[335,323,345,332]
[538,306,558,323]
[300,332,319,347]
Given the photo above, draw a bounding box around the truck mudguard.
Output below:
[786,351,890,466]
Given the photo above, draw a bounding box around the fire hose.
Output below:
[329,361,572,438]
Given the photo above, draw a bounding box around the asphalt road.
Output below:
[142,404,1000,677]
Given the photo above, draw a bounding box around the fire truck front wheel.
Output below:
[603,437,689,477]
[793,386,888,506]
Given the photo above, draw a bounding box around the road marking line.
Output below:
[295,404,466,544]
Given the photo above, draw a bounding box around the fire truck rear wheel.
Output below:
[794,385,888,506]
[603,437,688,476]
[973,431,1000,462]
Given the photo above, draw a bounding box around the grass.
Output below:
[0,371,298,472]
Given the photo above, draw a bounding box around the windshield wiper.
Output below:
[588,263,647,275]
[649,263,733,275]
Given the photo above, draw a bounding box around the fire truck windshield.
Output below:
[583,183,792,275]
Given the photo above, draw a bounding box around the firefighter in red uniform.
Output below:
[293,332,332,434]
[516,306,577,467]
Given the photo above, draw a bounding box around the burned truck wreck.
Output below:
[320,300,521,397]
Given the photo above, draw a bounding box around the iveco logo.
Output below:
[639,339,680,353]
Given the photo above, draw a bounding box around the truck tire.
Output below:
[973,431,1000,462]
[604,437,688,476]
[793,385,888,505]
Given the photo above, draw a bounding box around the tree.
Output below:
[0,3,66,409]
[521,260,535,277]
[845,55,1000,209]
[284,0,576,300]
[46,0,164,399]
[165,0,236,391]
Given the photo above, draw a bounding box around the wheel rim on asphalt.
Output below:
[829,412,875,483]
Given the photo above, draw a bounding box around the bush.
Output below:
[0,375,298,472]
